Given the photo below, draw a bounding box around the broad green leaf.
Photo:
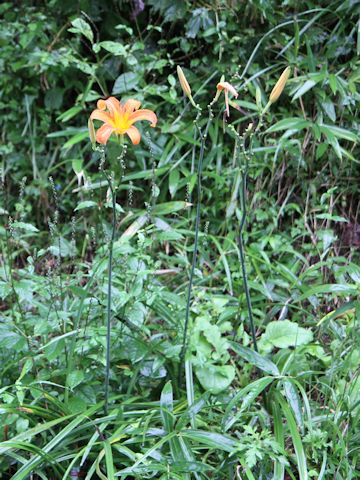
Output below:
[113,72,140,94]
[12,221,39,233]
[195,364,235,394]
[259,320,313,352]
[67,370,84,390]
[74,200,98,211]
[96,41,127,56]
[68,18,94,43]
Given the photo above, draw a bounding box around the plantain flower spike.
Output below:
[269,66,291,104]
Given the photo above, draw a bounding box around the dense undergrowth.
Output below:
[0,0,359,478]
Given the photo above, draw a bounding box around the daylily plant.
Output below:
[89,97,157,145]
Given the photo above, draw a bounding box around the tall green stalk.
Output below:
[179,110,213,418]
[101,139,125,415]
[237,159,258,352]
[103,167,116,415]
[235,121,263,351]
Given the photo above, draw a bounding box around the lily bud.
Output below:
[88,118,96,149]
[255,86,262,110]
[177,65,192,99]
[269,66,291,104]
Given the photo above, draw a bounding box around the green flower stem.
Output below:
[236,120,263,351]
[179,109,212,414]
[103,168,116,415]
[237,164,258,352]
[103,136,124,415]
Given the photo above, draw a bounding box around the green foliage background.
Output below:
[0,0,359,478]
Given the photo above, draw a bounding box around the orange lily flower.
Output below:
[216,81,239,117]
[89,97,157,145]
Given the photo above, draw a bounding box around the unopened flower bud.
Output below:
[88,118,96,148]
[177,65,192,99]
[269,66,291,104]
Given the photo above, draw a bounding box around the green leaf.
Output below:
[74,200,98,211]
[96,41,128,56]
[104,441,115,480]
[291,80,317,101]
[319,124,359,143]
[297,283,358,301]
[272,400,285,480]
[62,131,89,149]
[152,201,191,215]
[195,364,235,394]
[68,18,93,43]
[169,169,180,197]
[7,404,103,479]
[12,221,39,233]
[259,320,313,352]
[223,377,274,431]
[266,118,311,133]
[277,394,308,480]
[57,106,83,123]
[112,72,140,94]
[181,430,237,453]
[229,341,279,375]
[67,370,84,390]
[160,381,174,432]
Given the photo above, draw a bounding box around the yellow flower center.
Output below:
[114,112,131,134]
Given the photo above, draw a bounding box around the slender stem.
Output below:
[103,168,116,415]
[179,128,204,368]
[179,111,212,387]
[236,127,261,352]
[237,168,258,351]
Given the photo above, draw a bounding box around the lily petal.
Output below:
[217,81,239,98]
[104,97,122,121]
[96,124,115,144]
[225,90,230,117]
[126,125,141,145]
[124,99,141,113]
[90,109,116,127]
[129,109,157,128]
[97,99,107,110]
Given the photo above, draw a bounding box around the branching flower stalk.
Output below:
[230,123,260,351]
[177,67,235,418]
[229,66,291,353]
[179,110,208,411]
